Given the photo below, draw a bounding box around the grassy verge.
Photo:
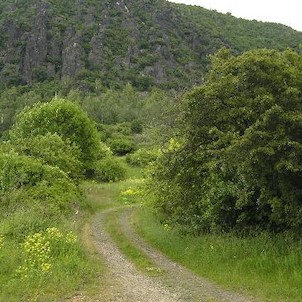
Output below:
[134,206,302,302]
[0,217,102,302]
[0,187,105,301]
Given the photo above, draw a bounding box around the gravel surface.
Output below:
[71,206,257,302]
[91,208,180,302]
[119,207,256,302]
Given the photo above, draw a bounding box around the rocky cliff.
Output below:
[0,0,301,91]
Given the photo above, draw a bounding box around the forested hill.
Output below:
[0,0,302,91]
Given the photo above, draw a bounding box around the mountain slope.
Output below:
[0,0,301,91]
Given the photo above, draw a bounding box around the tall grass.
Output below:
[0,226,98,301]
[0,187,104,301]
[134,206,302,302]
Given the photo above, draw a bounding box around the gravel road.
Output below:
[80,206,257,302]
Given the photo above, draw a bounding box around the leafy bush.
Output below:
[0,153,81,239]
[94,157,126,182]
[32,66,49,82]
[126,148,160,167]
[12,133,83,180]
[109,137,136,156]
[97,141,113,160]
[131,119,143,134]
[10,98,100,175]
[99,123,132,141]
[0,152,72,195]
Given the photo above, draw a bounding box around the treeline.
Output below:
[0,83,178,141]
[148,48,302,235]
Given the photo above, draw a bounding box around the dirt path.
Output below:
[86,205,256,302]
[90,208,179,302]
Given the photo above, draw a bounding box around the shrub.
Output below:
[10,99,100,175]
[126,148,160,167]
[148,48,302,234]
[12,133,83,180]
[0,152,71,195]
[94,157,126,182]
[97,142,113,160]
[109,138,136,156]
[0,153,81,239]
[98,123,132,141]
[131,119,143,134]
[0,191,77,240]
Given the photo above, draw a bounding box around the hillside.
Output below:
[0,0,301,91]
[1,2,302,300]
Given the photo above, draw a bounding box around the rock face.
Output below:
[22,2,49,82]
[62,29,85,79]
[0,0,301,90]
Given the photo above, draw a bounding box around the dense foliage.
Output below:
[0,152,75,197]
[10,98,100,174]
[0,83,179,140]
[94,157,126,182]
[0,100,104,299]
[0,0,301,297]
[0,151,81,235]
[126,148,160,167]
[149,48,302,234]
[11,133,83,180]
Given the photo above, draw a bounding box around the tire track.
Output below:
[89,206,257,302]
[118,207,256,302]
[91,208,181,302]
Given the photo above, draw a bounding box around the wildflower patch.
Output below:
[16,227,78,279]
[120,187,141,204]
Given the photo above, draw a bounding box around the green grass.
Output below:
[81,174,145,209]
[0,184,104,301]
[134,206,302,302]
[117,156,145,179]
[0,224,100,302]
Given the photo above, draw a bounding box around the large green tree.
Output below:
[149,48,302,234]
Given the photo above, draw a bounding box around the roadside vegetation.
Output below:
[0,99,106,301]
[1,47,302,301]
[148,48,302,235]
[135,207,302,302]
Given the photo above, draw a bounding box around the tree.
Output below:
[10,98,100,175]
[149,48,302,234]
